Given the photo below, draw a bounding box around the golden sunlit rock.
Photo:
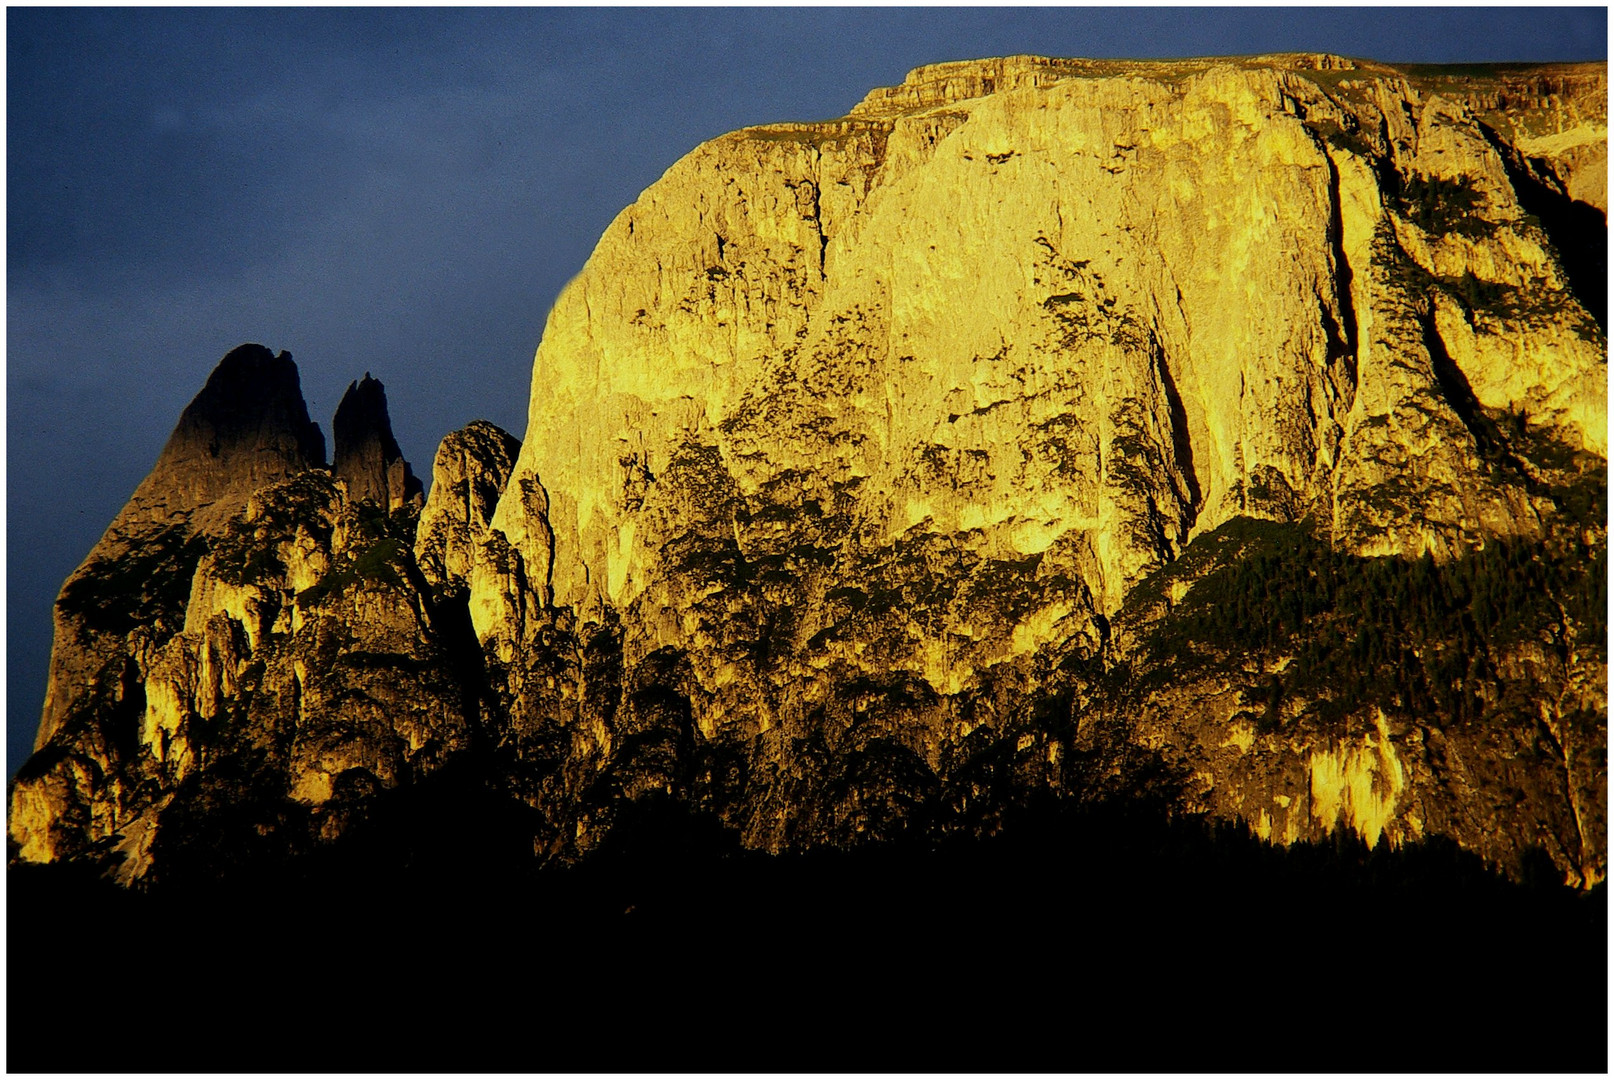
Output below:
[10,55,1606,894]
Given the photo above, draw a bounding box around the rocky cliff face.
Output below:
[465,54,1606,878]
[10,354,475,883]
[10,55,1607,891]
[30,345,327,752]
[333,374,424,512]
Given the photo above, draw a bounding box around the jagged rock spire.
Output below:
[32,343,325,751]
[333,374,423,511]
[135,343,326,523]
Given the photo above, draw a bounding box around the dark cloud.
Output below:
[8,7,1606,772]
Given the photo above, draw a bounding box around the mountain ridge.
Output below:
[9,55,1607,898]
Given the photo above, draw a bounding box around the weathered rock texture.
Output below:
[333,374,424,512]
[11,55,1608,891]
[414,420,523,593]
[138,343,327,517]
[10,351,465,883]
[31,345,325,755]
[464,54,1606,879]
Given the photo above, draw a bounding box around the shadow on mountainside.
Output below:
[13,487,1610,1073]
[11,791,1606,1074]
[1478,120,1608,330]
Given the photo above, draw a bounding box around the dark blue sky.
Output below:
[7,7,1607,774]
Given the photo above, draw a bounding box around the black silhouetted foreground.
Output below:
[10,787,1605,1073]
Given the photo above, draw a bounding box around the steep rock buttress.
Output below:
[472,55,1606,874]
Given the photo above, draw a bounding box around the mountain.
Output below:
[459,53,1606,883]
[8,55,1607,1071]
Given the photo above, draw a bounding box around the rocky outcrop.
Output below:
[126,343,328,528]
[1104,514,1608,887]
[1405,62,1608,216]
[414,421,522,592]
[333,375,423,513]
[11,56,1607,891]
[33,345,325,753]
[488,54,1604,620]
[11,348,458,883]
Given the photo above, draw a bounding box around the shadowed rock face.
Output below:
[9,56,1608,897]
[132,343,327,527]
[333,375,423,512]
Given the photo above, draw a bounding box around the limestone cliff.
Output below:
[467,54,1605,876]
[488,54,1604,637]
[10,55,1607,892]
